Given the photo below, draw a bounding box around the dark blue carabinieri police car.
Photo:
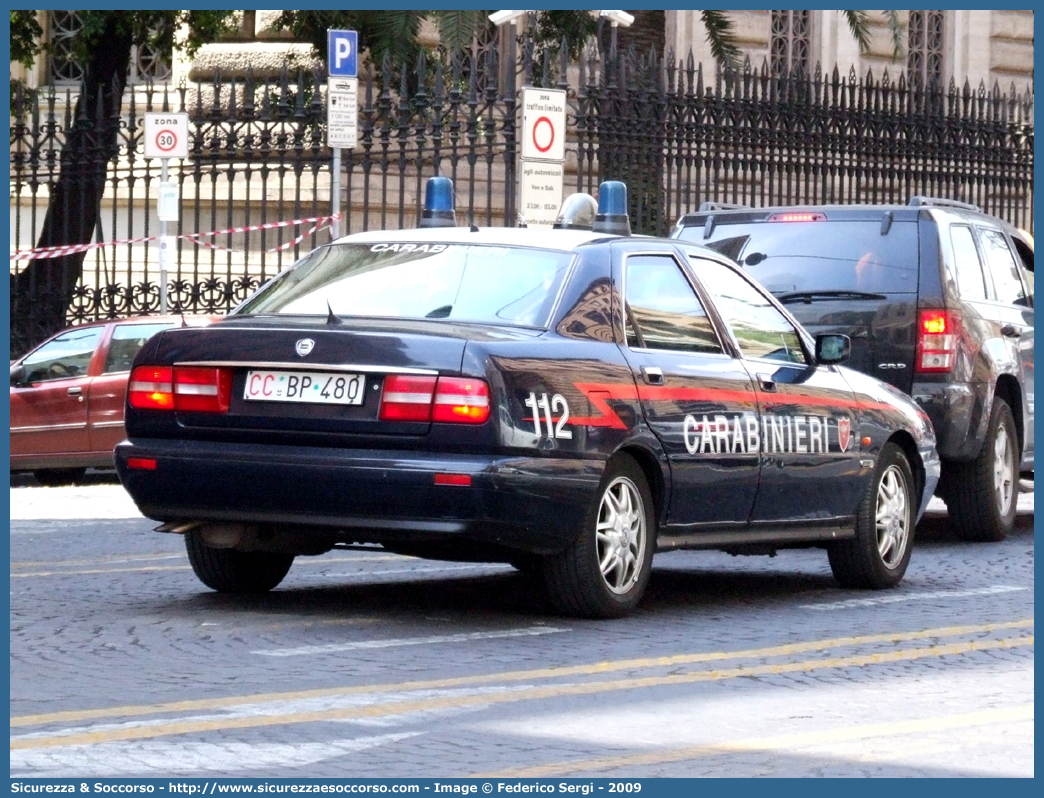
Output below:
[115,180,940,618]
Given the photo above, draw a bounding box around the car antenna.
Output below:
[326,300,342,326]
[469,214,479,233]
[179,313,187,327]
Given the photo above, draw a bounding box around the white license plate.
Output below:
[244,370,365,405]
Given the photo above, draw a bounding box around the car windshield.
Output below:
[677,219,919,295]
[237,242,574,328]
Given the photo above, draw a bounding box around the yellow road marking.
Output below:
[10,634,1033,750]
[10,554,407,579]
[11,553,183,568]
[479,704,1035,777]
[11,618,1031,729]
[11,565,191,578]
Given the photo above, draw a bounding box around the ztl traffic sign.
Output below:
[328,29,358,77]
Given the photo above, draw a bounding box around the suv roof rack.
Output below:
[908,196,981,212]
[698,201,749,212]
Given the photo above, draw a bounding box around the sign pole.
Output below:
[331,148,340,240]
[327,29,358,241]
[143,111,188,316]
[159,158,169,314]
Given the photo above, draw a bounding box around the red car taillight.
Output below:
[379,375,438,421]
[129,366,174,409]
[433,377,490,424]
[173,366,233,412]
[129,365,232,412]
[916,309,960,373]
[379,375,490,424]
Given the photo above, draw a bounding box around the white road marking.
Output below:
[9,732,420,777]
[254,625,569,657]
[292,564,514,580]
[9,485,143,520]
[802,584,1028,611]
[12,685,537,745]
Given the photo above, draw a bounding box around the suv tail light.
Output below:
[916,309,960,373]
[379,375,490,424]
[129,365,232,412]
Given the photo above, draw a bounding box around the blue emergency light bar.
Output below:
[420,176,457,228]
[591,181,631,236]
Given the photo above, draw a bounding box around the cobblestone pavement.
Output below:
[9,476,1034,778]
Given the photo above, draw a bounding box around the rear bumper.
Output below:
[114,439,604,554]
[912,381,986,462]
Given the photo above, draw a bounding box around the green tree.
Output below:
[10,11,237,350]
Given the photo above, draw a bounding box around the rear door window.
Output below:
[979,228,1028,306]
[950,225,988,300]
[102,323,175,374]
[623,255,722,353]
[678,219,919,295]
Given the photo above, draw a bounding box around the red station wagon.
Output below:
[10,316,214,485]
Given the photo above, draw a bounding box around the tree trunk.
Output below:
[10,25,134,357]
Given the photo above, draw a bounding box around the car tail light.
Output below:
[173,366,233,412]
[379,375,438,421]
[916,309,960,373]
[378,375,490,424]
[129,366,174,410]
[433,377,490,424]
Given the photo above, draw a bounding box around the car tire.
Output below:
[828,441,915,589]
[948,399,1019,542]
[185,530,295,593]
[33,468,87,487]
[542,453,654,618]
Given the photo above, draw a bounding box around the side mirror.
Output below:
[815,333,851,365]
[10,363,26,386]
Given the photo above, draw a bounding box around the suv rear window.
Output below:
[677,219,919,295]
[237,243,574,328]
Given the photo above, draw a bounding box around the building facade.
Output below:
[13,10,1036,95]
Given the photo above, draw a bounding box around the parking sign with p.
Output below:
[328,29,358,77]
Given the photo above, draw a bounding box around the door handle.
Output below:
[640,366,664,386]
[757,374,777,392]
[1001,324,1021,339]
[66,386,82,396]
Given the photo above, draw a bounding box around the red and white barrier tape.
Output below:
[9,214,340,262]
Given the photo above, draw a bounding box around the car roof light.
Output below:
[553,192,598,230]
[420,176,457,228]
[592,181,631,236]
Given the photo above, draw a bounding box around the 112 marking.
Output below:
[524,392,572,439]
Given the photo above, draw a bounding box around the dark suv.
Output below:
[672,198,1033,541]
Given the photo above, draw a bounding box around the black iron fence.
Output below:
[9,44,1035,357]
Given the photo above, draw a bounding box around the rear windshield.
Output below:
[237,243,574,327]
[677,219,918,295]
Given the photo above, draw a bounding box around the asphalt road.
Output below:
[9,475,1034,778]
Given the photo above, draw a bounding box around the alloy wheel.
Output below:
[875,464,910,569]
[595,476,647,594]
